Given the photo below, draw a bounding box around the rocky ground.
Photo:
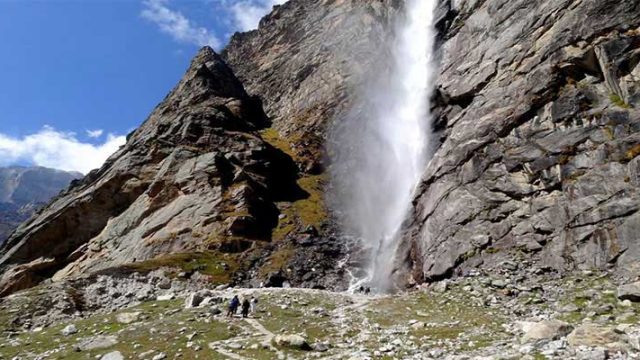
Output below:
[2,263,640,360]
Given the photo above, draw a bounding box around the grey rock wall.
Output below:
[400,0,640,283]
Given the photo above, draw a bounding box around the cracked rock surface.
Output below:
[399,0,640,284]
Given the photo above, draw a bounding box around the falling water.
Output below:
[330,0,438,292]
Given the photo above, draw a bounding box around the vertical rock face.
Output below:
[0,167,81,244]
[400,0,640,283]
[223,0,401,172]
[0,48,303,296]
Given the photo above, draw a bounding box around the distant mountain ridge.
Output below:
[0,166,81,244]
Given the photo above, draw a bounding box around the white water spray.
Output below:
[330,0,438,292]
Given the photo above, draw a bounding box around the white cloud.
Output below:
[141,0,221,48]
[0,126,126,174]
[86,129,104,138]
[229,0,287,32]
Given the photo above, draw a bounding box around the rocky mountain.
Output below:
[0,0,639,300]
[0,167,81,245]
[0,0,402,297]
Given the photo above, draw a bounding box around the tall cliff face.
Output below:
[0,0,401,296]
[0,167,81,244]
[400,0,640,283]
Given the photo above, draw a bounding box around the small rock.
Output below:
[410,321,426,329]
[152,353,167,360]
[210,306,222,316]
[491,279,507,289]
[75,335,119,351]
[116,312,141,324]
[157,293,175,301]
[61,324,78,336]
[138,350,155,359]
[311,342,330,352]
[157,278,171,290]
[594,304,613,315]
[432,280,449,293]
[576,348,607,360]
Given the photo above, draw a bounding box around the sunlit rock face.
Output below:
[399,0,640,284]
[0,48,304,296]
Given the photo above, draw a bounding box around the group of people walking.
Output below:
[227,295,258,318]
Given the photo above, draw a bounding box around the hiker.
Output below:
[364,287,371,295]
[227,295,239,317]
[241,298,251,318]
[250,296,258,314]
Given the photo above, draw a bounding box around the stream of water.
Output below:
[331,0,438,292]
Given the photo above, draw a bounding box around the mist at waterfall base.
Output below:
[329,0,438,293]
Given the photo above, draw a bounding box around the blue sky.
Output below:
[0,0,284,173]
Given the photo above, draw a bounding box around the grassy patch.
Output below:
[256,292,335,343]
[292,175,327,228]
[260,128,297,159]
[1,298,237,360]
[367,290,507,344]
[626,144,640,161]
[609,93,632,109]
[259,128,328,241]
[123,251,239,284]
[259,246,296,276]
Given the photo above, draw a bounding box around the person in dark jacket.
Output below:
[241,298,251,318]
[227,295,240,317]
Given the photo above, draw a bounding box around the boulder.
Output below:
[100,351,124,360]
[75,335,119,351]
[156,293,175,301]
[521,320,573,343]
[567,324,628,351]
[617,282,640,302]
[115,312,141,324]
[61,324,78,336]
[311,342,330,352]
[0,257,57,297]
[185,293,203,309]
[274,334,311,350]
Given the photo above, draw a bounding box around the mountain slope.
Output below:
[0,166,81,244]
[0,48,305,296]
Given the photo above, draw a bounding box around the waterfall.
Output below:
[330,0,438,292]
